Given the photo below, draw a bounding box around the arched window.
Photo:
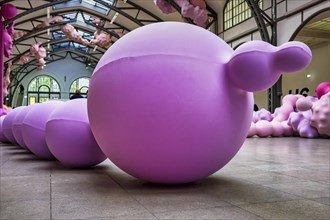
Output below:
[27,75,61,104]
[224,0,263,30]
[69,77,90,97]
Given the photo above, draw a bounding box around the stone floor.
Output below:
[0,137,329,220]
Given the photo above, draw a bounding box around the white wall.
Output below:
[12,58,93,106]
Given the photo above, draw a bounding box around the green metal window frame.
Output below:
[224,0,263,30]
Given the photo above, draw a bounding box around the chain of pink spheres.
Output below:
[249,82,330,138]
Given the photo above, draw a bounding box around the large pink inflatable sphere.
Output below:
[46,99,106,167]
[22,101,63,159]
[88,22,312,184]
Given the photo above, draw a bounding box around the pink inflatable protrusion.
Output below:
[88,22,312,184]
[46,99,106,167]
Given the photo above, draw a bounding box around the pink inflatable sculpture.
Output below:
[252,108,273,123]
[296,92,330,137]
[272,94,303,122]
[3,61,11,98]
[87,22,312,184]
[60,24,89,46]
[90,30,111,48]
[154,0,208,27]
[46,99,106,167]
[288,110,319,138]
[35,16,63,29]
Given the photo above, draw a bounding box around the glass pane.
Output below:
[28,94,37,105]
[50,94,60,100]
[39,85,50,92]
[28,79,37,92]
[39,93,50,103]
[70,81,77,93]
[80,87,88,93]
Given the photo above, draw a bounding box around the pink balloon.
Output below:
[256,120,273,137]
[281,121,293,137]
[88,22,311,184]
[271,121,284,137]
[1,4,17,19]
[46,99,106,167]
[22,101,63,159]
[315,82,330,99]
[0,116,9,143]
[12,106,31,149]
[247,122,256,138]
[3,106,26,144]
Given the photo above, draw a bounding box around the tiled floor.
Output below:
[0,137,329,220]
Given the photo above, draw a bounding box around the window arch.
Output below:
[27,75,61,104]
[69,77,90,97]
[224,0,263,30]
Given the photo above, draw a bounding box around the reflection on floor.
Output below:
[0,137,329,220]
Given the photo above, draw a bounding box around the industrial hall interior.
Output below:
[0,0,329,219]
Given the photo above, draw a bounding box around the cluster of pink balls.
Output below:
[249,82,330,138]
[0,99,106,167]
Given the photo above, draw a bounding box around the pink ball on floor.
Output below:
[87,22,311,184]
[22,101,63,159]
[12,106,31,149]
[255,120,273,137]
[0,115,9,142]
[46,99,106,167]
[3,106,26,144]
[271,121,284,137]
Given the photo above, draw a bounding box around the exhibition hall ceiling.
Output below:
[295,10,330,48]
[2,0,222,87]
[2,0,328,89]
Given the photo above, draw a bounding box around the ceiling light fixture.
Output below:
[47,7,50,35]
[307,74,311,78]
[110,12,119,24]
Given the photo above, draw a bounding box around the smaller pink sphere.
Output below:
[0,115,9,142]
[247,122,256,137]
[46,99,106,167]
[22,101,63,159]
[281,121,293,137]
[316,82,330,99]
[296,97,312,112]
[1,3,17,19]
[3,106,25,144]
[255,120,273,137]
[271,121,284,137]
[12,106,31,149]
